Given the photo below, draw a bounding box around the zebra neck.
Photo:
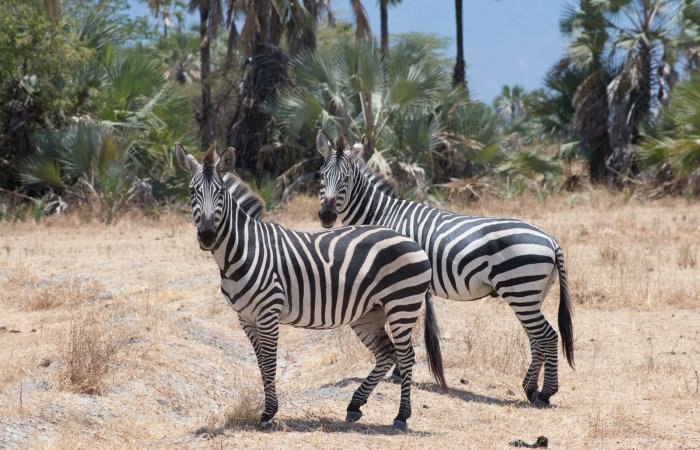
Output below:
[341,171,398,226]
[211,198,269,276]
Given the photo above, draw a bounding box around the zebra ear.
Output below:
[217,147,236,174]
[316,130,332,158]
[175,143,200,174]
[349,142,364,162]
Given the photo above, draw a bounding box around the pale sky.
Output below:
[127,0,572,103]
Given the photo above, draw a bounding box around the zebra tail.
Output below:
[556,247,575,369]
[424,290,448,391]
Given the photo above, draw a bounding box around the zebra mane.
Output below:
[355,158,397,197]
[222,173,265,220]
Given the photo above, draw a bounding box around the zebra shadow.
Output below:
[414,381,531,409]
[196,419,421,437]
[275,418,433,436]
[325,377,529,409]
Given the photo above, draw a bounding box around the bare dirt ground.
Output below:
[1,191,699,449]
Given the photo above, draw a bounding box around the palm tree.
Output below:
[379,0,401,56]
[562,0,699,181]
[156,32,201,84]
[43,0,61,21]
[493,85,526,128]
[559,1,616,180]
[640,75,700,194]
[452,0,467,92]
[272,36,450,166]
[350,0,371,41]
[146,0,224,150]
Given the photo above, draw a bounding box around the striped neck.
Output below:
[339,164,391,226]
[210,191,259,270]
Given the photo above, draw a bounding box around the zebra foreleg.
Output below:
[387,317,417,432]
[346,308,397,424]
[239,314,280,426]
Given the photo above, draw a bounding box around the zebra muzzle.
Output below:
[318,206,337,228]
[197,223,217,248]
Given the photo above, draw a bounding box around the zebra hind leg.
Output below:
[346,307,397,424]
[522,335,545,405]
[516,311,559,407]
[534,322,559,406]
[387,365,402,384]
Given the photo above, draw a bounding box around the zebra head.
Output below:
[175,142,235,250]
[316,130,363,228]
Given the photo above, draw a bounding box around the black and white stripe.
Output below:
[175,143,446,431]
[316,131,574,406]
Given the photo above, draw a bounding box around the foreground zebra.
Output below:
[315,131,574,407]
[175,142,447,431]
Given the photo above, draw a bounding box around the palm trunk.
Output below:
[227,0,287,173]
[452,0,466,93]
[380,0,389,57]
[630,42,652,143]
[574,69,611,181]
[224,21,239,71]
[303,0,318,53]
[199,5,214,150]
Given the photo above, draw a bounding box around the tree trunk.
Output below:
[199,5,214,151]
[573,69,611,181]
[606,43,652,182]
[224,21,238,71]
[380,0,388,57]
[629,42,652,144]
[451,0,467,93]
[227,1,287,174]
[288,0,318,56]
[303,0,317,53]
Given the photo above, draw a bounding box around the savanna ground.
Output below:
[1,191,699,449]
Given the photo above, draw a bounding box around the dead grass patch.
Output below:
[587,404,654,439]
[677,245,697,269]
[56,306,129,395]
[317,327,374,373]
[444,311,528,374]
[22,287,64,311]
[1,263,36,289]
[197,377,262,435]
[2,270,105,313]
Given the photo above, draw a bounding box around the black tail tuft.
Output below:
[424,291,448,391]
[556,248,575,369]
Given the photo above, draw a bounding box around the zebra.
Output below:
[174,142,447,431]
[315,131,574,407]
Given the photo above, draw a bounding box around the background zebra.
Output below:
[315,131,574,407]
[175,142,447,431]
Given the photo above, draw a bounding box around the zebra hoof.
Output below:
[529,391,551,408]
[392,420,408,433]
[257,421,274,431]
[345,410,363,423]
[387,373,401,384]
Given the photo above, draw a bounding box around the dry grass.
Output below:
[197,377,262,435]
[56,306,128,395]
[0,190,699,449]
[678,245,697,269]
